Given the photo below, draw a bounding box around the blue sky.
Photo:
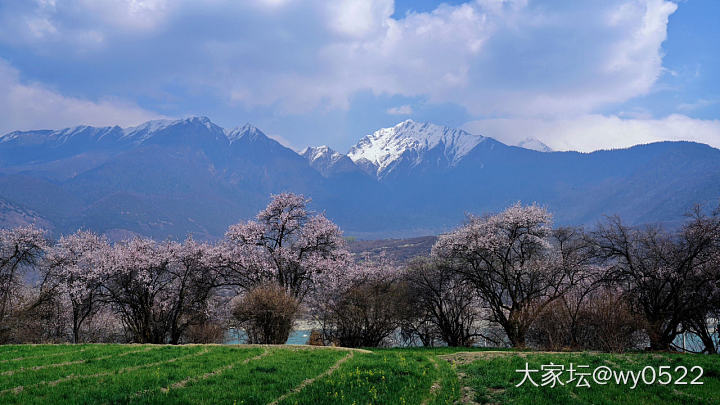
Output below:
[0,0,717,152]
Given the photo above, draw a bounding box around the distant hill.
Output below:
[348,236,437,263]
[0,117,718,239]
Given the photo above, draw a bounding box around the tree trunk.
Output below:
[72,307,80,344]
[504,323,526,348]
[504,310,528,348]
[646,321,675,351]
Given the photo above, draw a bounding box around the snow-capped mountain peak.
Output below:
[347,120,485,177]
[122,119,176,137]
[516,137,552,152]
[225,123,265,142]
[119,116,227,145]
[300,145,343,163]
[300,145,363,178]
[0,124,116,144]
[123,116,213,135]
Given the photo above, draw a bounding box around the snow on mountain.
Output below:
[301,145,343,164]
[300,145,362,178]
[0,116,229,149]
[225,123,266,143]
[0,118,282,162]
[0,124,120,145]
[347,120,485,177]
[1,116,720,240]
[123,119,177,137]
[516,137,552,152]
[122,116,221,141]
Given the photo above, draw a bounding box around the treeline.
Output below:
[0,193,718,353]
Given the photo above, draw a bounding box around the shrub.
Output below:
[529,289,645,352]
[315,275,407,348]
[403,259,483,347]
[306,329,324,346]
[185,320,226,344]
[232,284,299,344]
[586,291,646,352]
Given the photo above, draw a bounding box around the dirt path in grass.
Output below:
[0,349,20,357]
[0,347,88,364]
[439,351,607,404]
[454,370,481,405]
[438,350,601,365]
[420,356,441,405]
[439,352,524,405]
[268,351,354,405]
[146,346,365,401]
[159,348,270,394]
[1,346,154,376]
[1,348,209,396]
[230,344,372,354]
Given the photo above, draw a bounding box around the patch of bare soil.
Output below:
[454,371,479,405]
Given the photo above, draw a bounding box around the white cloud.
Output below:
[677,98,719,112]
[325,0,394,38]
[0,0,679,117]
[463,114,720,152]
[386,105,413,115]
[2,0,706,153]
[0,59,163,134]
[76,0,169,31]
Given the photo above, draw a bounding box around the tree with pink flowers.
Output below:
[220,192,351,301]
[432,203,578,347]
[101,237,220,344]
[44,229,110,343]
[311,255,406,347]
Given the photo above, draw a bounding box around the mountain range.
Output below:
[0,116,718,240]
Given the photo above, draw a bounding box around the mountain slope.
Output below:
[0,117,718,239]
[0,117,331,239]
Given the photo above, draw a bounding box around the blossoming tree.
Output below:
[220,193,351,301]
[101,237,220,344]
[44,230,109,343]
[432,203,577,347]
[312,254,405,347]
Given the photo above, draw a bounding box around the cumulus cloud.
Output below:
[0,0,678,116]
[464,115,720,152]
[0,59,163,134]
[386,105,413,115]
[1,0,707,152]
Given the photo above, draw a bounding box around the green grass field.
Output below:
[0,344,718,404]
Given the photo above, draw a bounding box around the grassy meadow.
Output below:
[0,344,718,404]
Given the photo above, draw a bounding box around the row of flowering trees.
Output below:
[0,193,353,345]
[430,203,720,352]
[1,231,226,344]
[0,193,718,352]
